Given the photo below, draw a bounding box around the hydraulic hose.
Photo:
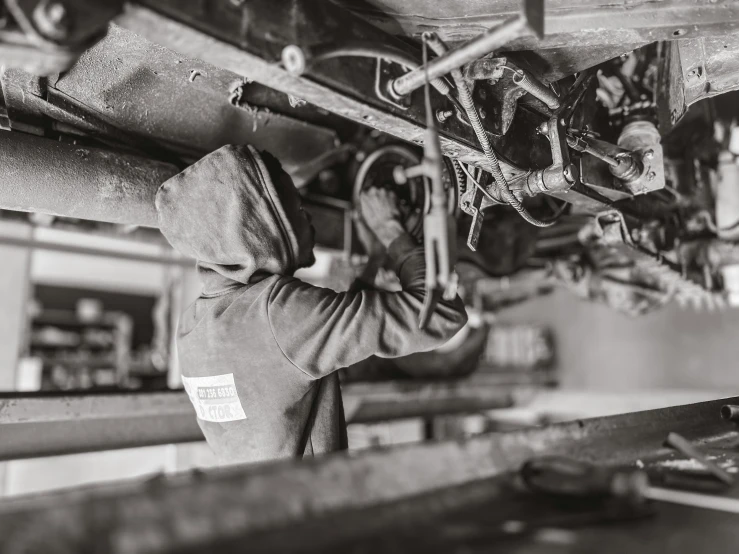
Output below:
[423,33,554,228]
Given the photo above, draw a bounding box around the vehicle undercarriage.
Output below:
[3,0,739,316]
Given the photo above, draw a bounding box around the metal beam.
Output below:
[0,381,512,460]
[0,391,201,461]
[0,130,178,226]
[0,396,736,553]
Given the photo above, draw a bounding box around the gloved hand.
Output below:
[359,188,405,248]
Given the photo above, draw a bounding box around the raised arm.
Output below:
[267,188,467,379]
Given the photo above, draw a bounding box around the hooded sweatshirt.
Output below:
[156,144,467,465]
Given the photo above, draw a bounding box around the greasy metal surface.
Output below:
[0,130,177,226]
[117,2,531,180]
[338,0,739,50]
[0,396,736,553]
[51,25,341,174]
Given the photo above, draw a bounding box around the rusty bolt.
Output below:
[643,149,654,160]
[647,171,657,181]
[33,0,71,40]
[436,109,453,123]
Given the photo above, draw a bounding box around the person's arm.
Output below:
[267,188,467,379]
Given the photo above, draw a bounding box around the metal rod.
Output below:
[0,235,193,267]
[646,486,739,514]
[721,404,739,421]
[391,16,529,97]
[664,432,734,485]
[584,145,620,167]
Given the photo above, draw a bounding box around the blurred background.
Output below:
[0,207,731,497]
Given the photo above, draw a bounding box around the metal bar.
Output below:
[0,391,202,461]
[0,381,512,460]
[391,16,529,97]
[0,130,178,226]
[344,380,513,423]
[0,235,193,266]
[0,396,737,553]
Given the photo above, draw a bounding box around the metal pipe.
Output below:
[0,131,179,227]
[721,404,739,421]
[0,391,202,461]
[0,235,193,267]
[391,16,529,97]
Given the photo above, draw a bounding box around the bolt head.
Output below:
[478,88,487,100]
[281,45,307,75]
[479,108,487,119]
[537,121,549,135]
[647,171,657,181]
[643,149,654,160]
[393,166,408,185]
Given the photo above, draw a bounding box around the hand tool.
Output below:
[394,35,457,329]
[522,456,739,514]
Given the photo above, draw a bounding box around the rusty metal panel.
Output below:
[680,34,739,107]
[52,25,341,176]
[337,0,739,48]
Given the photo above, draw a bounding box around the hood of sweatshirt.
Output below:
[156,144,313,296]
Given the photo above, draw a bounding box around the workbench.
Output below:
[2,396,738,553]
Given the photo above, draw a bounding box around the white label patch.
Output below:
[181,373,247,423]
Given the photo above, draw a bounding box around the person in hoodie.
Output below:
[156,144,468,465]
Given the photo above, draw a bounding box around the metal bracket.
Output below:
[525,115,578,195]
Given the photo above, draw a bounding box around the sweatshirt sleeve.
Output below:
[267,233,468,379]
